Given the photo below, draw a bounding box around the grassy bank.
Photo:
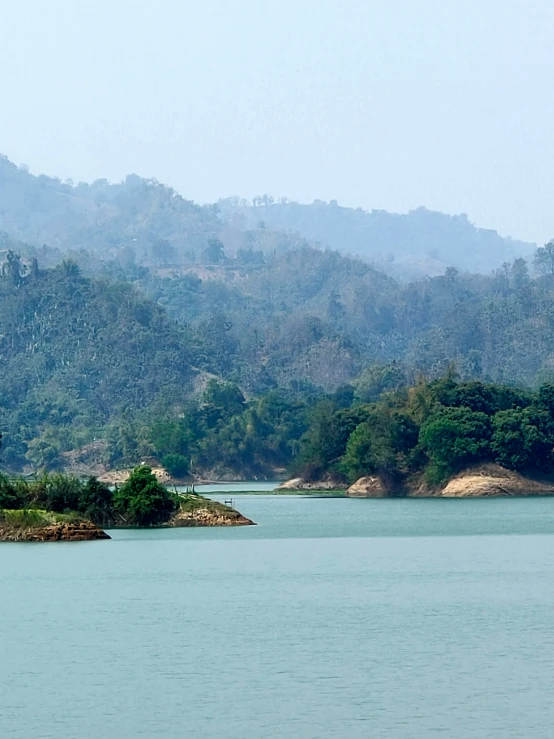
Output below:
[0,508,80,527]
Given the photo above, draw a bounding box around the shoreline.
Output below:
[220,491,346,497]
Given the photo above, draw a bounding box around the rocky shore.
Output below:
[98,466,181,486]
[0,519,111,542]
[345,476,387,497]
[169,506,255,527]
[409,464,554,497]
[277,463,554,498]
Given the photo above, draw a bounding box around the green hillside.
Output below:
[0,255,198,469]
[1,156,554,479]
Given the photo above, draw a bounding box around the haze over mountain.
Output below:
[3,1,554,246]
[219,197,535,277]
[1,153,554,475]
[0,156,535,278]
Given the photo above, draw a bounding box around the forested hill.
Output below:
[0,155,305,267]
[0,155,221,260]
[2,243,554,477]
[0,256,201,469]
[219,198,535,277]
[2,154,554,477]
[134,246,554,393]
[0,155,534,277]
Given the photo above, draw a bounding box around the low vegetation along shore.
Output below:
[0,466,254,542]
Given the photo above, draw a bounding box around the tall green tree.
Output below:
[534,240,554,276]
[113,466,176,526]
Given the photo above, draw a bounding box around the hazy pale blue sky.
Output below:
[1,0,553,243]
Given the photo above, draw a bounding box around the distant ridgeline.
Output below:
[0,154,535,277]
[217,197,536,277]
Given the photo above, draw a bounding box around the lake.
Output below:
[2,491,554,738]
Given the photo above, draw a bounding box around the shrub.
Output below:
[79,477,114,526]
[0,474,30,509]
[491,408,554,471]
[31,473,83,513]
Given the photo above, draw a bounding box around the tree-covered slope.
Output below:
[292,373,554,491]
[3,244,554,478]
[0,256,198,468]
[133,247,554,393]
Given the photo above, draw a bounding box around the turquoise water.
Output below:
[2,495,554,738]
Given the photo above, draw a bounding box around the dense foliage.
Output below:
[148,381,313,478]
[3,156,554,483]
[0,256,198,469]
[0,466,177,527]
[4,242,554,480]
[293,373,554,489]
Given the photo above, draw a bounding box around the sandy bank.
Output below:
[410,464,554,497]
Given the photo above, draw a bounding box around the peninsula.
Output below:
[0,466,254,542]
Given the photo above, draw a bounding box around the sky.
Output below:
[1,0,553,244]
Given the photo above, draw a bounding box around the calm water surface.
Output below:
[2,491,554,738]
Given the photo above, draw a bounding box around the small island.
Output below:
[0,466,254,542]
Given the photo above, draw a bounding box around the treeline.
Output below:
[122,380,321,479]
[294,370,554,489]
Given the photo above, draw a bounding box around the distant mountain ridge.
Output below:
[218,198,536,277]
[0,154,221,261]
[0,154,535,277]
